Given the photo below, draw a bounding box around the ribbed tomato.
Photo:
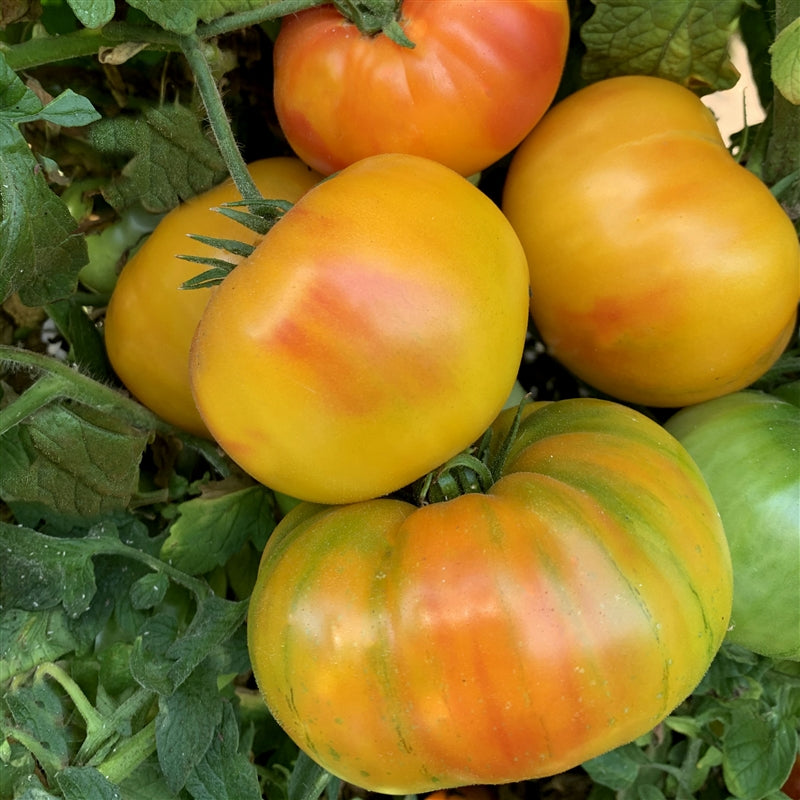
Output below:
[247,398,733,794]
[273,0,570,176]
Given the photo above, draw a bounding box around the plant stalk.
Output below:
[179,35,262,205]
[765,0,800,220]
[0,345,229,473]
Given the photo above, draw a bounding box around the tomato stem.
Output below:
[331,0,415,48]
[179,35,262,206]
[765,0,800,221]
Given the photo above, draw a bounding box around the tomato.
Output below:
[665,389,800,660]
[783,753,800,800]
[502,75,800,408]
[273,0,570,177]
[775,379,800,408]
[247,398,733,793]
[104,158,320,437]
[190,152,530,504]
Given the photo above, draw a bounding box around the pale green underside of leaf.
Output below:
[770,17,800,105]
[65,0,116,29]
[581,0,743,94]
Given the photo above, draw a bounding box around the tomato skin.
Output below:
[665,390,800,660]
[273,0,570,177]
[502,75,800,407]
[247,398,733,793]
[104,158,320,437]
[191,153,530,504]
[783,753,800,800]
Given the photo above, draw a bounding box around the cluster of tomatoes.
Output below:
[101,1,799,795]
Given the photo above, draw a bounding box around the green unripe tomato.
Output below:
[666,390,800,660]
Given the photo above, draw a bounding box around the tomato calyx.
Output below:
[331,0,415,49]
[416,448,494,504]
[413,396,531,505]
[179,198,293,290]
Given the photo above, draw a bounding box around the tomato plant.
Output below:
[502,75,800,408]
[2,1,799,799]
[104,157,320,437]
[665,389,800,661]
[247,398,733,794]
[272,0,570,177]
[190,152,530,504]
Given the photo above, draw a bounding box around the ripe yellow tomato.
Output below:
[502,75,800,407]
[190,153,530,504]
[104,158,320,437]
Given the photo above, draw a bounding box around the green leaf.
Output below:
[771,16,800,105]
[581,0,743,94]
[160,485,275,576]
[130,594,248,695]
[4,681,71,775]
[116,760,182,800]
[130,572,170,610]
[722,708,798,798]
[0,53,42,117]
[0,401,151,521]
[12,779,61,799]
[0,740,39,800]
[37,89,102,128]
[66,0,116,28]
[184,702,262,800]
[125,0,270,35]
[45,297,113,383]
[55,766,123,800]
[288,751,335,800]
[89,103,227,213]
[163,594,248,688]
[155,667,224,794]
[0,522,100,617]
[0,54,99,305]
[582,743,647,790]
[0,130,90,305]
[0,608,79,682]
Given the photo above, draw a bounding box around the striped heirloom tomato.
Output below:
[248,398,733,794]
[273,0,570,176]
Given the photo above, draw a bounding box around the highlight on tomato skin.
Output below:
[502,74,800,409]
[103,157,321,438]
[246,397,733,795]
[272,0,571,177]
[189,152,531,505]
